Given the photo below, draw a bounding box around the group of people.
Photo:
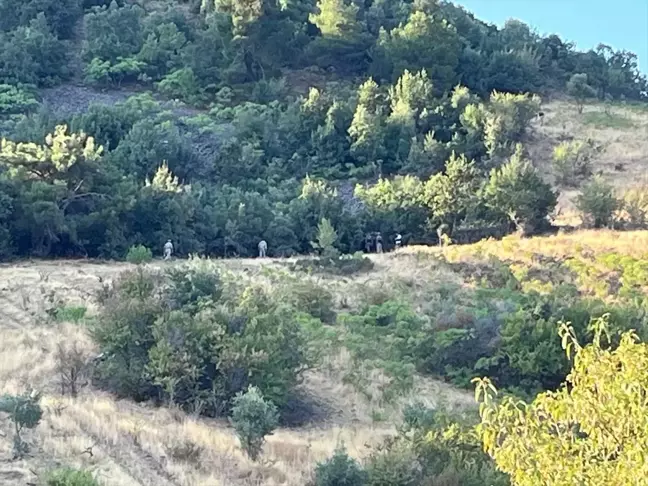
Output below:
[365,232,402,254]
[161,233,403,260]
[163,239,269,259]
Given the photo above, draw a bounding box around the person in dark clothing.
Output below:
[365,233,373,253]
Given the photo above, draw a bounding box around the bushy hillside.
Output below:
[1,1,648,483]
[2,230,648,484]
[0,0,646,260]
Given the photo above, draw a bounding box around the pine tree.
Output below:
[310,0,359,38]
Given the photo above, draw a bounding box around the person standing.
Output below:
[163,239,174,260]
[375,233,383,254]
[258,239,268,258]
[395,233,402,250]
[365,233,373,253]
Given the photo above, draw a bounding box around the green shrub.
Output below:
[157,68,204,104]
[230,386,279,461]
[294,252,374,276]
[339,301,424,401]
[0,391,42,458]
[0,84,38,115]
[576,176,620,228]
[279,279,336,324]
[365,440,422,486]
[91,269,161,399]
[54,305,87,323]
[93,268,310,416]
[314,447,367,486]
[165,264,222,310]
[552,140,596,186]
[46,467,99,486]
[311,217,339,260]
[126,244,153,264]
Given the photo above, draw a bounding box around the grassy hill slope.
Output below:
[530,98,648,224]
[2,230,648,484]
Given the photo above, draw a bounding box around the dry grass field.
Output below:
[0,257,472,486]
[528,98,648,225]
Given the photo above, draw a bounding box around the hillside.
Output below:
[0,0,646,261]
[1,0,648,483]
[2,230,648,484]
[528,98,648,224]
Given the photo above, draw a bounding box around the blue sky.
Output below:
[456,0,648,72]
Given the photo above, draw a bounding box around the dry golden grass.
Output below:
[3,230,644,483]
[0,257,472,485]
[402,229,648,301]
[527,98,648,225]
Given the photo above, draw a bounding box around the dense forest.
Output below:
[0,0,645,258]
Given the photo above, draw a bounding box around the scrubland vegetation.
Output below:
[0,231,648,484]
[1,0,648,484]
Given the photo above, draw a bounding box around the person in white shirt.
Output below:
[258,240,267,258]
[163,240,173,260]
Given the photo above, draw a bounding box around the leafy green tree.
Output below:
[70,102,138,151]
[85,56,145,86]
[566,73,597,113]
[422,152,479,230]
[576,176,619,228]
[0,14,68,86]
[138,21,188,79]
[0,391,43,458]
[483,145,556,234]
[108,119,199,180]
[311,217,339,259]
[83,1,144,62]
[349,79,386,166]
[0,125,103,188]
[0,0,82,39]
[230,385,279,461]
[310,0,359,38]
[372,10,461,91]
[484,49,541,95]
[157,68,204,104]
[475,315,648,485]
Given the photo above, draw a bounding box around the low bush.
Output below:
[126,244,153,264]
[54,305,87,323]
[294,252,374,276]
[165,437,203,463]
[279,279,336,324]
[230,386,279,461]
[46,467,99,486]
[620,185,648,228]
[576,176,620,228]
[314,447,367,486]
[365,440,423,486]
[165,263,223,309]
[0,84,38,115]
[552,140,596,186]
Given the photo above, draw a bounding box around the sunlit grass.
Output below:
[582,111,635,129]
